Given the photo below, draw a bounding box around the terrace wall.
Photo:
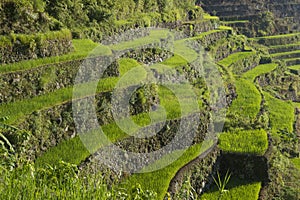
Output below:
[168,143,220,197]
[199,0,300,35]
[0,29,73,64]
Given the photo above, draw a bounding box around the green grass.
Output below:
[0,164,112,200]
[222,20,249,24]
[271,49,300,59]
[110,29,170,51]
[291,158,300,170]
[160,54,189,67]
[227,78,261,120]
[191,29,227,40]
[0,58,140,124]
[284,57,300,65]
[289,65,300,70]
[227,63,278,121]
[118,58,141,76]
[35,83,204,166]
[268,41,300,51]
[242,63,278,81]
[0,78,121,125]
[218,51,255,68]
[173,40,198,63]
[255,32,300,39]
[34,59,205,166]
[218,129,268,155]
[157,84,203,119]
[203,13,219,20]
[120,141,214,200]
[0,161,158,200]
[263,92,295,133]
[35,121,131,166]
[218,25,234,31]
[269,41,300,48]
[0,39,106,74]
[293,102,300,108]
[201,178,261,200]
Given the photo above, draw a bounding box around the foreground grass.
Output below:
[0,163,157,200]
[201,177,261,200]
[218,129,268,155]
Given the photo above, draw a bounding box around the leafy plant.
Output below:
[212,170,231,194]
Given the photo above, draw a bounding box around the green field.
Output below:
[218,129,268,155]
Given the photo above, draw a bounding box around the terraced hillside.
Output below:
[1,1,300,200]
[200,0,300,36]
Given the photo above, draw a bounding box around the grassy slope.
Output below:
[218,51,255,68]
[120,141,213,200]
[201,178,261,200]
[263,92,294,133]
[109,29,170,51]
[254,32,300,40]
[2,23,283,199]
[0,75,119,124]
[228,78,261,120]
[35,51,204,166]
[0,39,106,74]
[202,63,278,199]
[291,158,300,170]
[227,63,277,121]
[34,33,209,198]
[35,81,204,166]
[271,49,300,58]
[218,129,268,155]
[289,64,300,70]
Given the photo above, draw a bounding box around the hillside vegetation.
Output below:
[0,0,300,200]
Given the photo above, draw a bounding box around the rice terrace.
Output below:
[0,0,299,199]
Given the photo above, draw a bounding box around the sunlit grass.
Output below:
[0,39,106,74]
[201,178,261,200]
[227,63,278,122]
[271,49,300,59]
[291,158,300,170]
[228,78,261,120]
[35,83,204,166]
[289,65,300,70]
[120,141,214,200]
[263,92,294,133]
[110,29,170,51]
[218,129,268,155]
[218,51,255,68]
[242,63,278,81]
[0,58,140,124]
